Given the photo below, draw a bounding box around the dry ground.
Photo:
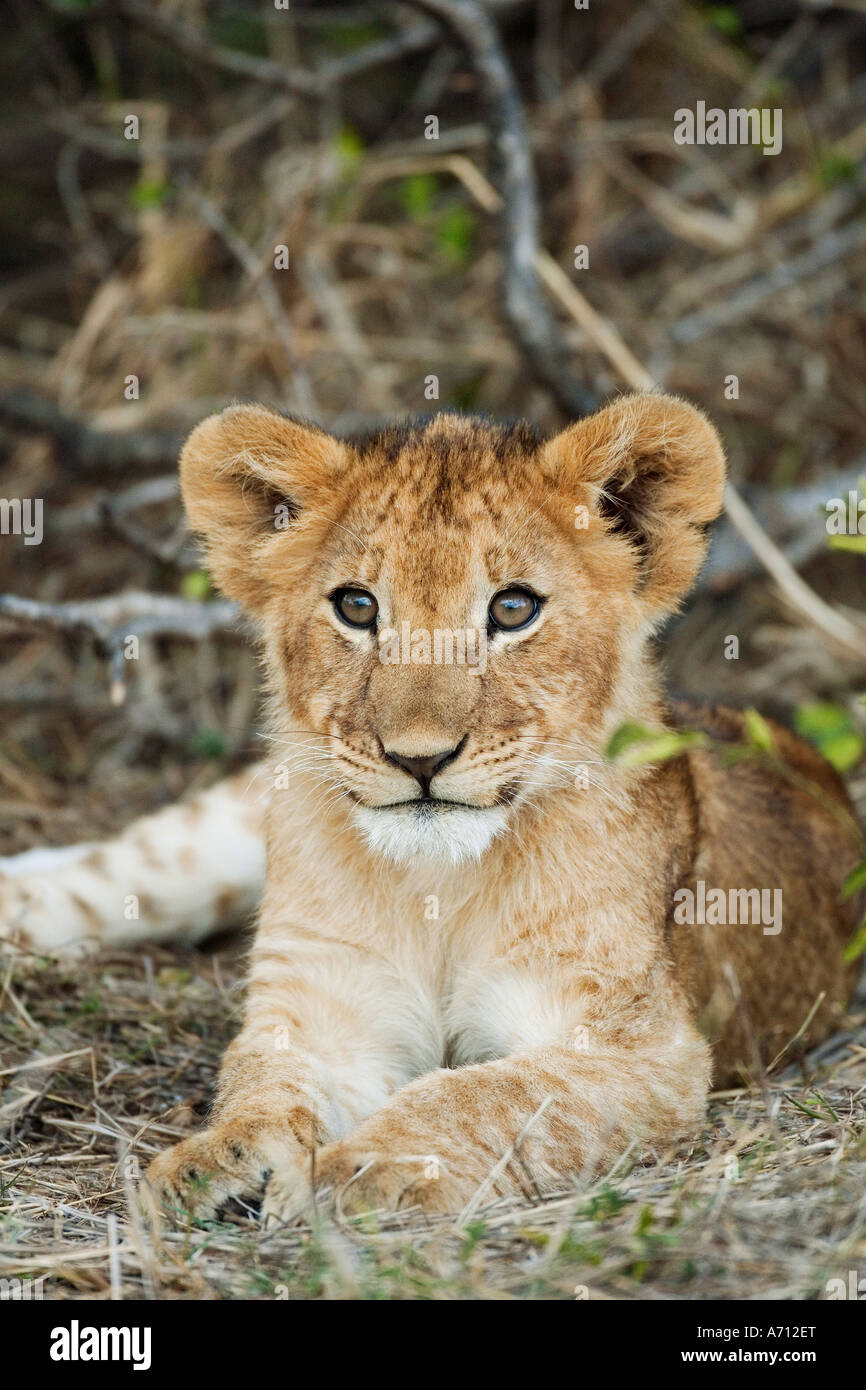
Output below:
[1,936,865,1300]
[1,922,866,1301]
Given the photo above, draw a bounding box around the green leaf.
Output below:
[827,533,866,554]
[180,569,212,601]
[213,17,268,56]
[436,205,475,266]
[815,149,857,191]
[843,918,866,964]
[843,860,866,901]
[156,966,193,987]
[517,1228,549,1248]
[796,701,853,739]
[400,173,438,221]
[335,124,365,171]
[584,1186,628,1220]
[129,176,170,210]
[743,707,776,754]
[605,720,655,760]
[605,721,707,767]
[449,371,485,410]
[762,76,788,104]
[191,728,227,759]
[320,22,385,54]
[618,733,707,767]
[820,733,865,773]
[635,1205,654,1236]
[706,5,743,38]
[794,701,864,771]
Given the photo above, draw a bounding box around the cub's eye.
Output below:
[332,587,379,629]
[488,587,541,632]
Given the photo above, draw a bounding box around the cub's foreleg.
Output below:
[264,971,710,1221]
[146,936,441,1219]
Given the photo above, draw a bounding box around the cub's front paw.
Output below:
[262,1139,474,1226]
[145,1118,304,1221]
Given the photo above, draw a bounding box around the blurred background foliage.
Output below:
[0,0,864,850]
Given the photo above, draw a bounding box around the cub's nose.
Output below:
[383,741,465,794]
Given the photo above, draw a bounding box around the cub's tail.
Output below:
[0,764,268,955]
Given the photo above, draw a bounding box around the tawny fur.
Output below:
[2,393,859,1222]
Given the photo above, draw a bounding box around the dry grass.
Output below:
[0,938,864,1301]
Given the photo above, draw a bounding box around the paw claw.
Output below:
[145,1121,305,1223]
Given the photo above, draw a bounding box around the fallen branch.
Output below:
[0,593,242,706]
[0,592,240,643]
[46,94,297,165]
[672,218,866,345]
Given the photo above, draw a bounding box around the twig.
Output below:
[56,141,112,276]
[0,592,240,643]
[583,0,676,88]
[101,495,190,567]
[182,184,318,419]
[457,1094,554,1225]
[721,485,866,658]
[672,219,866,345]
[46,94,297,165]
[55,475,180,536]
[111,0,528,99]
[697,466,866,591]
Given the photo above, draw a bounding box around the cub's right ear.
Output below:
[179,404,346,613]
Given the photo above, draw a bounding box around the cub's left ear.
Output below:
[542,392,726,612]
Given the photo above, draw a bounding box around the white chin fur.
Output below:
[353,802,507,867]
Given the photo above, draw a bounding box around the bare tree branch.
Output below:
[698,467,866,592]
[0,592,241,643]
[0,593,243,706]
[411,0,599,417]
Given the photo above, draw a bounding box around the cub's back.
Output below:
[668,701,861,1084]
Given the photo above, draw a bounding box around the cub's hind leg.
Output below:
[0,764,268,954]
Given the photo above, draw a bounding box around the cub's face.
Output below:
[181,396,725,866]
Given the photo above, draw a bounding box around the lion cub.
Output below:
[145,393,860,1222]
